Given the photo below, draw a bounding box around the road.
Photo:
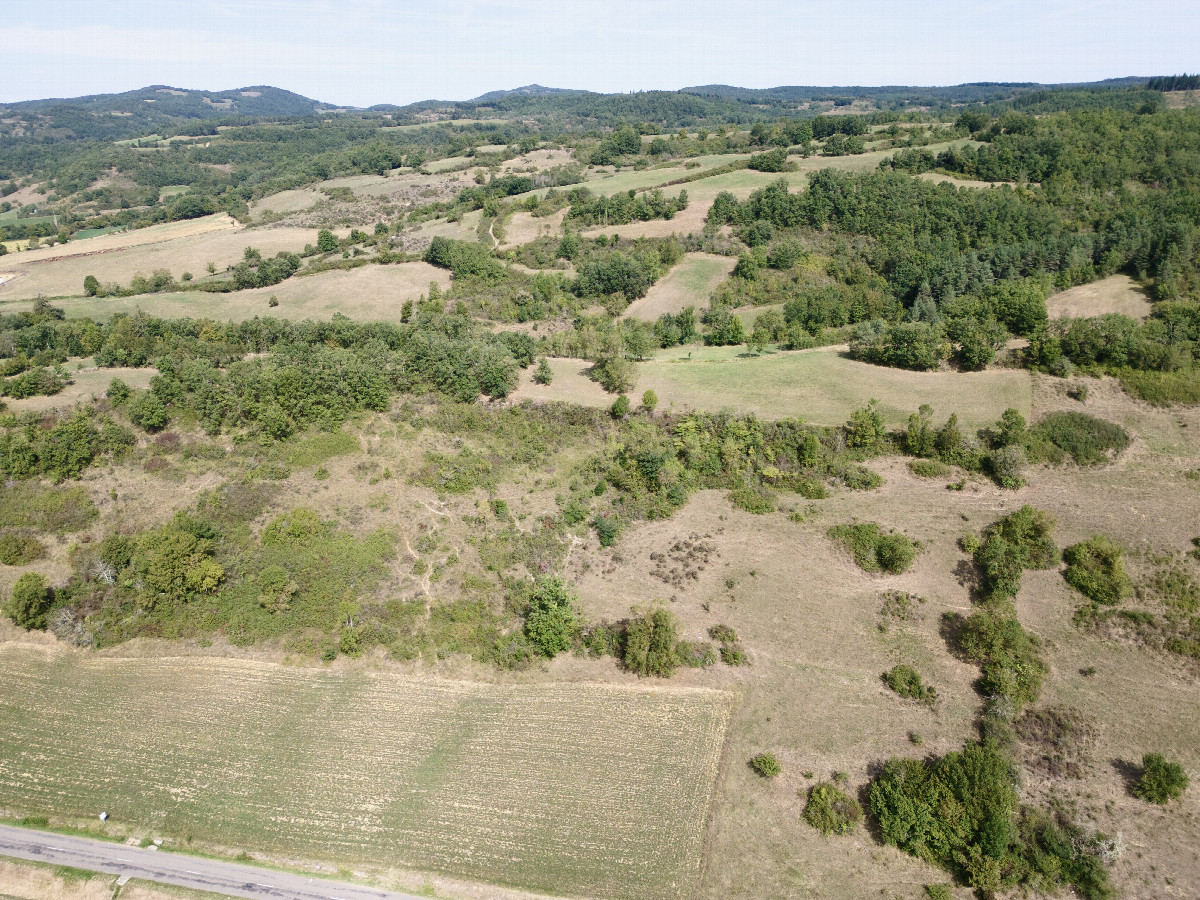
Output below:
[0,824,428,900]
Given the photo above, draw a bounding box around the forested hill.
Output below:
[0,85,335,141]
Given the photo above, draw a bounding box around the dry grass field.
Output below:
[1047,274,1153,320]
[11,262,451,324]
[2,365,153,415]
[0,224,337,302]
[0,646,732,900]
[0,859,227,900]
[623,253,736,321]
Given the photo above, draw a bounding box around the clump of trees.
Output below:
[565,187,688,226]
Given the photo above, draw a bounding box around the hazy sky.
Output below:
[5,0,1198,106]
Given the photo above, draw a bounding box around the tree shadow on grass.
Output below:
[1111,757,1142,798]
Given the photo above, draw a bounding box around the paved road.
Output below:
[0,824,427,900]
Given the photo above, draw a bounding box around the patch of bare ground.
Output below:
[501,209,566,246]
[1047,274,1153,320]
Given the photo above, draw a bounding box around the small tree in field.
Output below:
[641,389,658,413]
[523,576,578,658]
[533,358,553,385]
[317,229,339,253]
[1134,753,1189,804]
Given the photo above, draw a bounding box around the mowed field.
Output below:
[623,253,736,321]
[0,223,338,302]
[0,646,733,900]
[14,262,452,324]
[1046,274,1152,320]
[514,348,1032,429]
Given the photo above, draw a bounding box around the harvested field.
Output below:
[0,647,733,900]
[0,224,333,302]
[623,253,736,321]
[1047,274,1152,320]
[2,215,237,266]
[17,262,451,324]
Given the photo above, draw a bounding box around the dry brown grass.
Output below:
[0,859,114,900]
[11,262,452,324]
[1164,90,1200,109]
[2,365,153,414]
[623,253,735,321]
[1047,274,1152,320]
[0,224,338,302]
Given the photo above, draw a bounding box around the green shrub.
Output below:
[675,640,717,667]
[974,506,1058,602]
[828,523,919,574]
[1133,753,1189,804]
[719,643,747,665]
[1062,536,1133,605]
[924,886,952,900]
[522,576,579,658]
[5,572,52,629]
[593,515,619,548]
[1121,369,1200,406]
[1027,412,1130,466]
[804,781,863,835]
[909,458,950,478]
[709,624,738,643]
[958,611,1047,709]
[729,483,776,514]
[749,752,782,778]
[0,532,46,566]
[623,607,679,677]
[883,664,937,704]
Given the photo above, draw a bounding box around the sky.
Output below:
[4,0,1199,107]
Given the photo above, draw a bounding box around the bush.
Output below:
[623,607,679,677]
[749,752,782,777]
[828,523,918,575]
[1027,412,1130,466]
[106,378,131,405]
[128,391,168,431]
[610,394,630,418]
[675,640,717,667]
[522,576,579,658]
[909,458,950,478]
[1133,753,1189,804]
[804,781,863,835]
[1062,535,1133,605]
[5,572,52,629]
[0,532,46,566]
[728,483,776,514]
[974,506,1058,602]
[924,887,952,900]
[958,610,1047,709]
[883,664,937,704]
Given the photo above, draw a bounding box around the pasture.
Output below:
[19,262,451,324]
[0,646,732,900]
[1047,274,1152,320]
[0,223,336,302]
[623,253,736,321]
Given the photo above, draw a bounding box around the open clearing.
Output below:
[0,224,334,302]
[623,253,736,321]
[0,646,732,900]
[515,349,1031,428]
[13,262,451,323]
[3,365,153,414]
[1047,274,1152,320]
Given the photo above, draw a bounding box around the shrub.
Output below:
[0,532,45,566]
[533,358,553,385]
[909,458,949,478]
[522,575,579,658]
[925,886,952,900]
[719,643,747,665]
[958,611,1046,709]
[1133,753,1189,804]
[5,572,52,629]
[729,483,776,514]
[592,515,619,548]
[623,607,679,677]
[675,640,717,667]
[1027,412,1130,466]
[974,506,1058,602]
[749,752,782,778]
[610,394,630,418]
[804,781,863,835]
[128,391,168,431]
[828,523,918,575]
[1062,536,1133,605]
[883,664,937,704]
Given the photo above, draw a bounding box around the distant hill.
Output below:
[679,78,1149,105]
[0,85,335,141]
[471,84,575,102]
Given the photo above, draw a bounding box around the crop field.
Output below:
[1047,274,1152,320]
[21,262,451,324]
[0,646,733,900]
[623,253,736,320]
